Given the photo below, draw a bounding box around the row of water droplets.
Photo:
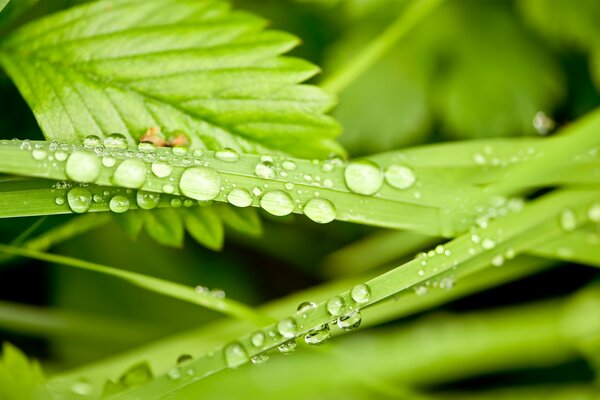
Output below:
[15,135,417,220]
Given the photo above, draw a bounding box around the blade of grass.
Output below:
[0,244,272,326]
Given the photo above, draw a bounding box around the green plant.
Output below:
[0,0,599,399]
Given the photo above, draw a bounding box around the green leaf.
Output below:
[217,204,262,237]
[144,209,184,248]
[0,0,9,14]
[114,210,145,239]
[0,0,340,158]
[184,206,224,251]
[0,342,50,400]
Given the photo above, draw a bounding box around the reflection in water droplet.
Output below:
[227,188,252,207]
[337,310,362,330]
[67,188,92,213]
[350,283,371,304]
[303,198,336,224]
[326,296,345,316]
[179,167,221,200]
[344,160,383,195]
[260,191,294,216]
[109,195,129,213]
[224,342,248,369]
[65,151,101,183]
[384,164,415,190]
[113,159,147,189]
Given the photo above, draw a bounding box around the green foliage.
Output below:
[0,342,50,400]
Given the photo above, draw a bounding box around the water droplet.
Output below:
[350,283,371,304]
[505,247,515,259]
[491,254,504,267]
[162,184,175,194]
[137,142,155,152]
[559,208,577,231]
[32,148,47,160]
[304,324,330,345]
[303,198,336,224]
[215,148,239,162]
[296,302,317,314]
[209,288,225,298]
[83,135,102,148]
[103,133,128,149]
[54,151,68,162]
[250,332,266,348]
[326,296,345,316]
[20,140,32,151]
[113,159,147,189]
[65,151,101,183]
[323,178,333,188]
[151,162,173,178]
[179,166,221,200]
[67,188,92,213]
[251,353,269,365]
[278,340,297,355]
[109,195,129,213]
[227,188,252,208]
[473,153,486,165]
[337,310,362,330]
[55,196,65,205]
[260,191,294,216]
[533,111,555,135]
[344,160,383,195]
[223,342,248,369]
[70,380,93,395]
[277,318,297,339]
[172,146,188,156]
[414,285,428,296]
[102,156,116,168]
[167,367,181,380]
[588,203,600,222]
[170,198,182,208]
[282,160,297,171]
[439,277,455,290]
[255,161,275,179]
[177,354,192,364]
[136,191,160,210]
[384,165,415,190]
[482,238,496,250]
[471,234,481,244]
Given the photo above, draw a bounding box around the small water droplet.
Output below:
[136,191,160,210]
[167,367,181,380]
[491,254,504,267]
[84,135,102,148]
[337,310,361,330]
[227,188,252,208]
[137,142,155,152]
[278,339,297,355]
[54,150,68,162]
[70,380,93,396]
[282,160,297,171]
[177,354,192,364]
[251,353,269,365]
[260,191,294,216]
[55,196,65,205]
[32,148,47,160]
[113,159,147,189]
[103,133,128,149]
[65,151,101,183]
[162,184,175,194]
[533,111,555,135]
[67,188,92,213]
[559,208,577,231]
[326,296,345,316]
[223,342,248,369]
[303,198,336,224]
[277,318,297,339]
[296,302,317,314]
[255,161,276,179]
[350,283,371,304]
[344,160,383,195]
[384,164,415,190]
[304,324,330,345]
[250,332,266,348]
[179,167,221,200]
[109,195,129,213]
[215,148,239,162]
[151,162,173,178]
[587,203,600,222]
[482,238,496,250]
[172,146,188,156]
[439,277,455,290]
[323,178,333,188]
[414,285,428,296]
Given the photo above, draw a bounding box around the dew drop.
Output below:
[170,198,182,208]
[151,162,173,178]
[167,367,181,380]
[296,301,317,314]
[282,160,297,171]
[172,146,188,156]
[179,166,221,201]
[589,203,600,223]
[136,191,160,210]
[260,191,294,216]
[250,332,266,348]
[215,148,239,162]
[177,354,192,364]
[384,164,415,190]
[113,159,147,189]
[227,188,252,208]
[32,148,47,160]
[102,156,116,168]
[55,151,68,162]
[491,254,504,267]
[251,353,269,365]
[277,318,297,339]
[103,133,128,149]
[559,208,577,231]
[482,238,496,250]
[326,296,345,317]
[350,283,371,304]
[278,340,297,355]
[109,195,129,213]
[162,184,175,194]
[344,160,383,195]
[304,324,330,345]
[255,161,276,179]
[83,135,102,148]
[303,198,336,224]
[66,188,92,213]
[65,151,101,183]
[337,310,362,330]
[137,142,155,152]
[223,342,248,369]
[55,196,65,205]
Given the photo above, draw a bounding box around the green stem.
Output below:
[320,0,444,95]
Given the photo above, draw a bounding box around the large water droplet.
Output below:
[215,148,239,163]
[589,203,600,223]
[337,310,362,330]
[136,190,160,210]
[326,296,345,317]
[113,159,147,189]
[227,188,252,208]
[344,160,383,195]
[303,198,336,224]
[67,188,92,213]
[282,160,297,171]
[151,162,173,178]
[304,324,330,345]
[251,353,269,365]
[109,195,130,213]
[223,342,248,369]
[32,148,47,160]
[179,167,221,200]
[103,133,128,149]
[350,283,371,304]
[559,208,577,231]
[384,165,415,190]
[65,151,101,183]
[277,318,297,339]
[250,332,266,348]
[83,135,102,148]
[259,191,294,216]
[255,161,276,179]
[278,339,297,355]
[137,142,155,152]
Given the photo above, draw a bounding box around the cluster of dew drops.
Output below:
[15,134,418,221]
